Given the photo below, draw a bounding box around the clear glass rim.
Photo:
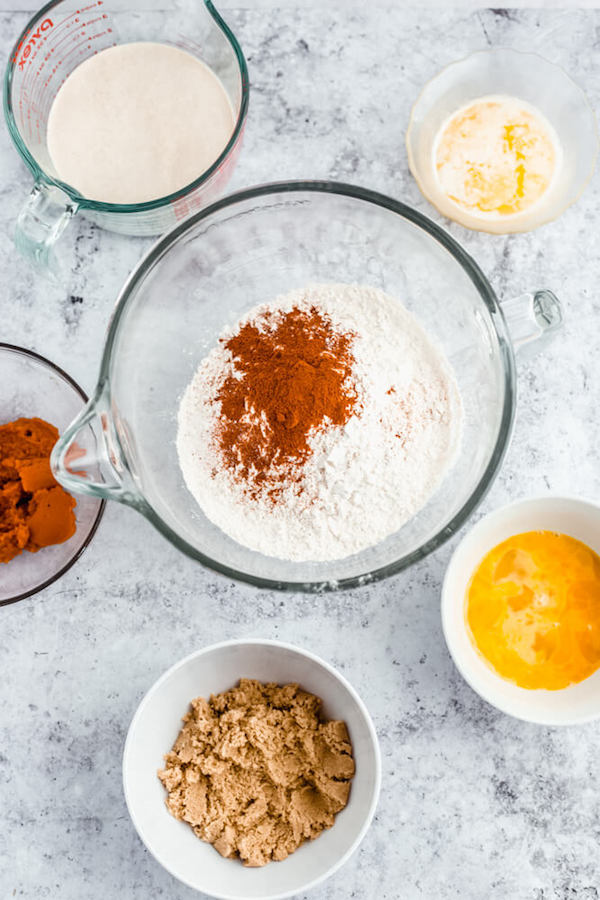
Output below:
[94,180,517,593]
[0,342,106,607]
[406,47,600,235]
[3,0,249,214]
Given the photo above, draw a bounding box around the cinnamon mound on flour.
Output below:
[157,679,355,867]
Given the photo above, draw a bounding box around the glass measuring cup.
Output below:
[50,181,563,594]
[4,0,249,274]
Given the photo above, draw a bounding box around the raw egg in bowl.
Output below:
[442,496,600,725]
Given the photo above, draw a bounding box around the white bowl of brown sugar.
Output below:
[122,639,381,899]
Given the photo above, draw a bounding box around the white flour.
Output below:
[177,284,463,562]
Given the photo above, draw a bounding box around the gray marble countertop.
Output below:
[2,6,600,899]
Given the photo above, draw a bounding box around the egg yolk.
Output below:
[435,96,558,218]
[466,531,600,690]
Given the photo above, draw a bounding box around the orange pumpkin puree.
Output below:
[466,531,600,691]
[0,417,76,564]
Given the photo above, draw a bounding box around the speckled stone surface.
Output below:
[2,6,600,899]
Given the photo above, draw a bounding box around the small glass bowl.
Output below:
[406,48,599,234]
[0,344,104,606]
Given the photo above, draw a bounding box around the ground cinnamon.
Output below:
[0,417,76,564]
[216,305,358,491]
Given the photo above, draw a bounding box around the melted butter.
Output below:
[466,531,600,690]
[434,95,560,218]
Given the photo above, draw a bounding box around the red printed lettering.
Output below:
[16,18,53,69]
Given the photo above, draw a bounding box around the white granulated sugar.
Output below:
[177,283,463,562]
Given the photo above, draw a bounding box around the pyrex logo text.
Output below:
[14,19,53,69]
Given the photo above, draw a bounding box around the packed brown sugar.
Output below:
[0,417,76,563]
[158,678,355,867]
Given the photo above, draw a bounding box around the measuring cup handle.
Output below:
[500,290,563,360]
[15,181,79,280]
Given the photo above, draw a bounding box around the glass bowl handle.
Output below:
[15,181,79,280]
[51,384,141,508]
[500,290,563,359]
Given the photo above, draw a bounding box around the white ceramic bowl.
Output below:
[123,639,381,898]
[442,496,600,726]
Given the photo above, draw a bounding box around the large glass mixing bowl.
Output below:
[51,182,562,592]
